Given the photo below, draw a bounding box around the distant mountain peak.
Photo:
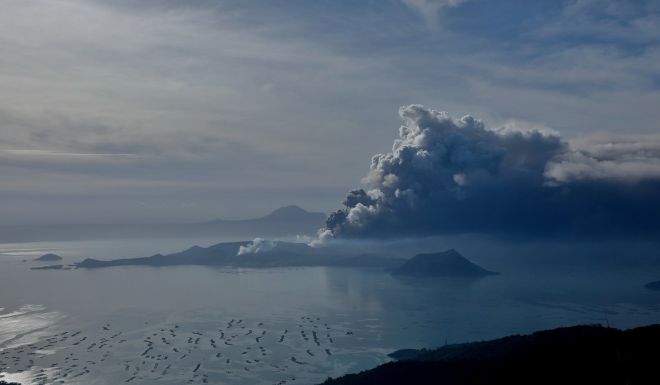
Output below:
[263,205,322,220]
[207,205,324,222]
[441,248,461,257]
[200,205,326,237]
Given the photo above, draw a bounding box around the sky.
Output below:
[1,0,659,225]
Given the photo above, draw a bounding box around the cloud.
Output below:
[2,0,660,226]
[320,105,660,240]
[0,149,140,158]
[536,0,660,46]
[545,134,660,184]
[401,0,467,27]
[237,238,277,255]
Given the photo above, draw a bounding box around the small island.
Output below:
[30,264,68,270]
[43,242,500,280]
[73,241,406,270]
[392,249,498,278]
[34,253,63,262]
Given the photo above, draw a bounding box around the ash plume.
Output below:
[319,105,660,241]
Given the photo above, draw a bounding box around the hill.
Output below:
[34,253,63,262]
[644,280,660,291]
[202,205,326,236]
[392,249,497,277]
[320,324,660,385]
[75,240,404,270]
[0,205,326,242]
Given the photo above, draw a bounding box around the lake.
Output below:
[1,238,660,384]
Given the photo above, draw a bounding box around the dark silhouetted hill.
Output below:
[34,253,63,262]
[645,280,660,291]
[75,241,405,270]
[320,324,660,385]
[392,249,497,277]
[73,246,500,275]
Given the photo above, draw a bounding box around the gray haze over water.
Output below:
[2,237,660,384]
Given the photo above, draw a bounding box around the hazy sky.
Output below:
[1,0,659,225]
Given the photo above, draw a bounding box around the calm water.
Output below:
[1,238,660,384]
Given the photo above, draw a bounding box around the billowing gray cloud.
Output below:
[545,134,660,183]
[319,105,660,241]
[237,238,277,255]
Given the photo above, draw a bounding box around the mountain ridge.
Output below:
[206,205,325,224]
[0,205,327,242]
[74,240,406,270]
[320,324,660,385]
